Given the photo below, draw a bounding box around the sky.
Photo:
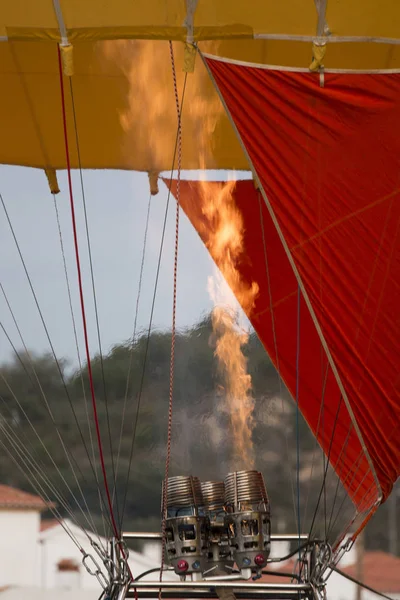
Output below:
[0,165,228,369]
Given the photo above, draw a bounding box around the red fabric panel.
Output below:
[205,57,400,506]
[168,178,376,512]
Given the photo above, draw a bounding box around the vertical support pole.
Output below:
[388,489,398,556]
[355,530,364,600]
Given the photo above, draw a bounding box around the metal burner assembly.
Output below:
[163,475,209,576]
[224,470,271,573]
[162,469,271,579]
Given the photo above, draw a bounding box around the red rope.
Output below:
[57,45,119,540]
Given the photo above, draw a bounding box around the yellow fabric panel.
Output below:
[0,0,57,37]
[326,0,400,39]
[0,40,246,171]
[194,0,317,36]
[62,0,186,31]
[2,38,400,173]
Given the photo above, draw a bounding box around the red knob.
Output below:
[254,554,265,567]
[177,560,189,572]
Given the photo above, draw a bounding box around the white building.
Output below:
[0,483,176,599]
[0,483,46,588]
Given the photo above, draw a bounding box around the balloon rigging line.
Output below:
[0,319,89,517]
[0,431,85,553]
[0,281,112,541]
[0,324,107,546]
[52,192,110,543]
[0,397,102,548]
[52,193,95,471]
[0,195,110,540]
[114,190,152,506]
[0,383,89,530]
[295,283,301,556]
[0,393,90,527]
[328,449,383,542]
[307,394,344,542]
[69,76,121,532]
[327,416,382,540]
[57,44,119,540]
[119,66,188,527]
[0,220,113,538]
[257,190,298,531]
[302,362,329,536]
[327,452,366,538]
[160,39,183,592]
[325,426,354,537]
[315,129,329,543]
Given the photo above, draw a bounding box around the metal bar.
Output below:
[122,532,309,541]
[200,53,400,75]
[123,532,162,540]
[314,0,328,38]
[127,593,309,599]
[127,593,308,599]
[253,33,400,44]
[127,581,310,591]
[203,575,243,582]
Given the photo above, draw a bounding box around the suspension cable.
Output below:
[0,195,112,538]
[52,194,109,541]
[0,432,84,552]
[0,346,107,544]
[0,280,111,542]
[307,395,344,541]
[57,44,119,539]
[114,191,152,502]
[52,194,97,473]
[68,76,121,531]
[0,403,100,547]
[295,284,301,557]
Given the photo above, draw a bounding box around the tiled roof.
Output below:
[341,551,400,593]
[0,484,49,510]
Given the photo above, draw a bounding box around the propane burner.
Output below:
[201,481,233,575]
[162,470,271,578]
[224,470,271,572]
[162,476,209,576]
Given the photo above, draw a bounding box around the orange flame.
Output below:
[100,40,222,172]
[200,179,259,468]
[100,39,258,466]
